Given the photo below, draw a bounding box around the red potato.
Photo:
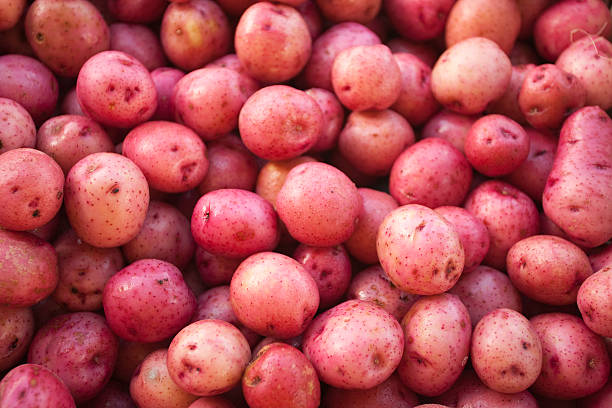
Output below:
[0,20,35,57]
[188,396,235,408]
[151,67,185,122]
[0,148,64,231]
[110,23,167,71]
[108,0,166,23]
[302,300,404,389]
[315,0,380,24]
[421,110,477,153]
[64,152,149,248]
[61,88,85,116]
[456,381,538,408]
[206,54,261,91]
[487,64,535,125]
[389,138,472,208]
[533,0,612,62]
[542,106,612,247]
[214,0,257,16]
[324,373,418,408]
[304,88,344,153]
[331,44,401,111]
[242,343,320,408]
[0,54,58,124]
[517,0,554,40]
[195,247,242,287]
[589,244,612,272]
[251,337,303,358]
[113,340,170,383]
[90,381,136,408]
[431,37,511,115]
[276,162,360,247]
[0,0,26,31]
[297,1,323,39]
[328,149,379,188]
[0,364,76,408]
[256,156,317,207]
[0,306,34,371]
[230,252,319,338]
[385,0,455,42]
[28,312,118,403]
[387,38,440,67]
[0,98,36,154]
[577,266,612,337]
[530,313,610,400]
[464,180,540,270]
[580,379,612,408]
[510,42,542,65]
[235,2,311,83]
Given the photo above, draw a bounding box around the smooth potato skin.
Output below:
[0,306,34,371]
[487,64,535,125]
[0,364,76,408]
[108,0,166,23]
[0,0,26,31]
[151,67,185,122]
[577,266,612,337]
[421,109,477,153]
[110,23,166,71]
[456,383,538,408]
[188,396,235,408]
[304,88,343,152]
[542,106,612,248]
[0,98,36,154]
[256,156,317,207]
[580,379,612,408]
[385,0,454,42]
[324,373,418,408]
[315,0,380,24]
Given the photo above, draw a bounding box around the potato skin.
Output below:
[421,109,477,153]
[577,266,612,337]
[385,0,454,42]
[0,97,36,154]
[110,23,166,71]
[0,0,26,31]
[0,306,34,371]
[542,106,612,247]
[324,373,418,408]
[0,364,76,408]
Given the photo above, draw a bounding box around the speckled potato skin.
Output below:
[27,312,118,403]
[130,349,198,408]
[543,106,612,248]
[167,319,251,396]
[488,64,534,127]
[421,110,477,154]
[304,88,344,152]
[0,306,34,371]
[580,379,612,408]
[64,152,149,248]
[276,162,360,247]
[377,204,465,295]
[108,0,166,23]
[590,244,612,272]
[332,44,401,111]
[110,23,166,71]
[324,373,419,408]
[76,51,157,128]
[0,98,36,154]
[302,299,404,389]
[151,68,185,121]
[315,0,379,24]
[456,381,538,408]
[230,252,319,339]
[397,294,471,396]
[239,85,322,161]
[25,0,109,77]
[0,230,58,308]
[577,266,612,337]
[195,247,242,287]
[0,148,64,231]
[385,0,454,42]
[52,229,124,312]
[530,313,610,400]
[431,37,511,115]
[103,259,196,342]
[255,156,317,207]
[206,53,261,90]
[188,396,234,408]
[0,0,26,31]
[464,180,540,270]
[507,235,593,305]
[242,343,320,408]
[0,364,76,408]
[235,2,311,83]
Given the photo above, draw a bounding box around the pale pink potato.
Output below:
[324,373,418,408]
[387,38,440,67]
[580,379,612,408]
[230,252,319,338]
[25,0,110,77]
[302,22,381,91]
[0,306,34,371]
[113,340,169,383]
[556,36,612,110]
[385,0,454,42]
[431,37,512,115]
[297,1,323,39]
[590,244,612,272]
[122,201,195,269]
[377,204,465,295]
[577,266,612,337]
[52,229,124,312]
[130,349,198,408]
[242,343,320,408]
[510,42,542,65]
[195,247,242,287]
[64,152,149,248]
[188,396,235,408]
[398,294,471,396]
[191,189,279,258]
[0,98,36,154]
[0,54,58,124]
[421,110,478,153]
[102,259,197,342]
[304,88,344,152]
[28,312,118,402]
[530,313,610,400]
[534,0,612,62]
[338,109,414,176]
[151,67,185,121]
[276,162,360,247]
[435,206,490,270]
[90,381,136,408]
[456,382,538,408]
[235,2,311,83]
[464,180,540,270]
[504,127,557,202]
[487,64,535,125]
[293,244,351,310]
[315,0,380,23]
[0,0,26,31]
[110,23,167,71]
[389,138,472,208]
[332,44,401,111]
[76,51,157,128]
[36,114,114,174]
[0,364,76,408]
[256,156,317,207]
[302,299,404,389]
[518,0,554,39]
[445,0,521,54]
[542,106,612,247]
[519,64,586,129]
[0,148,64,231]
[449,265,522,326]
[345,188,398,264]
[108,0,166,23]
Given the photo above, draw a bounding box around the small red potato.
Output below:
[110,23,166,71]
[487,64,535,124]
[323,373,418,408]
[61,88,84,116]
[304,88,344,152]
[315,0,380,24]
[518,0,554,39]
[589,243,612,272]
[297,1,323,39]
[108,0,166,23]
[256,156,317,207]
[577,266,612,337]
[188,396,235,408]
[151,67,185,122]
[302,299,404,389]
[113,340,169,383]
[510,42,541,65]
[167,320,251,396]
[230,252,319,339]
[242,343,320,408]
[456,380,538,408]
[0,97,36,154]
[530,313,610,400]
[0,364,76,408]
[0,0,26,31]
[387,38,440,67]
[0,306,34,371]
[195,248,242,287]
[90,381,136,408]
[580,379,612,408]
[385,0,455,42]
[421,109,477,153]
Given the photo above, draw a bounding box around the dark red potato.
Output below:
[0,0,26,31]
[206,53,261,91]
[0,98,36,154]
[110,23,167,71]
[385,0,455,42]
[0,364,76,408]
[112,340,169,383]
[324,373,418,408]
[421,109,478,153]
[195,247,242,287]
[0,306,34,372]
[510,42,541,65]
[151,67,185,122]
[580,379,612,408]
[108,0,167,23]
[214,0,257,16]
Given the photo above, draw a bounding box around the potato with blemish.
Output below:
[0,364,76,408]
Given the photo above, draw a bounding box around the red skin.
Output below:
[421,109,478,153]
[315,0,380,24]
[214,0,257,16]
[457,384,538,408]
[90,381,136,408]
[297,1,323,39]
[304,88,344,153]
[517,0,554,40]
[108,0,166,23]
[151,67,185,121]
[206,54,261,93]
[589,243,612,272]
[0,364,76,408]
[0,306,34,371]
[110,23,166,71]
[577,266,612,337]
[387,38,440,67]
[385,0,455,41]
[256,156,318,207]
[189,396,236,408]
[113,340,169,383]
[324,373,419,408]
[488,64,535,125]
[0,0,26,31]
[242,343,320,408]
[102,259,197,342]
[0,97,36,154]
[195,247,243,287]
[510,42,541,66]
[580,379,612,408]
